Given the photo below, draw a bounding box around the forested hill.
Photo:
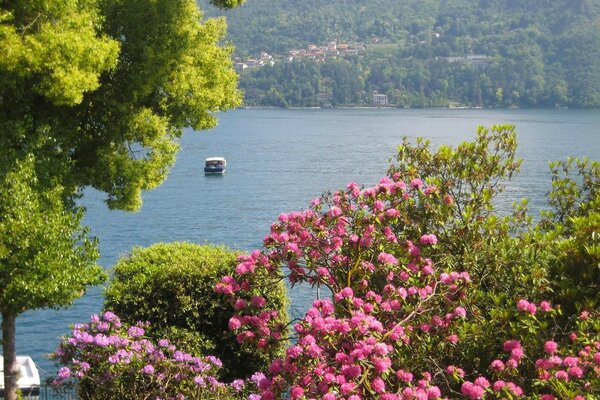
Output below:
[200,0,600,108]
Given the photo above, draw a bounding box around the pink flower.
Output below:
[141,364,155,375]
[461,382,485,399]
[516,299,536,314]
[446,365,465,378]
[127,326,145,338]
[555,370,569,381]
[490,359,505,371]
[447,334,459,344]
[511,347,524,361]
[492,380,505,391]
[328,206,342,217]
[453,307,467,318]
[568,366,584,378]
[410,178,424,189]
[563,356,578,367]
[228,317,241,330]
[503,340,521,352]
[57,367,71,380]
[544,340,558,354]
[371,377,386,393]
[540,301,552,312]
[427,386,441,398]
[374,357,392,374]
[420,234,438,245]
[290,386,304,399]
[251,296,266,307]
[377,252,398,265]
[474,377,490,388]
[396,370,413,382]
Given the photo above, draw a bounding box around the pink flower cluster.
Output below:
[215,177,474,398]
[452,306,600,399]
[213,173,600,399]
[53,312,259,399]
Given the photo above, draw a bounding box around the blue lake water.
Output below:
[9,108,600,379]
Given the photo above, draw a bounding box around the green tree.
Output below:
[0,157,105,400]
[1,0,241,211]
[1,0,242,397]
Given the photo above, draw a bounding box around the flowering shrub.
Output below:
[451,307,600,399]
[216,174,477,398]
[52,311,261,400]
[213,127,599,398]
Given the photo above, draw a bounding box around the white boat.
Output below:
[0,356,41,397]
[204,157,226,175]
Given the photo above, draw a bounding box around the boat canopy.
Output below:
[205,157,226,165]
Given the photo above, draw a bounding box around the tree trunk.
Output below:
[1,312,19,400]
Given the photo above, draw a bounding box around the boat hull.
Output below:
[204,167,225,175]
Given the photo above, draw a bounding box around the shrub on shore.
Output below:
[103,242,289,381]
[52,311,263,399]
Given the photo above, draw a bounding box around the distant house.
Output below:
[446,54,489,68]
[373,91,388,106]
[234,63,247,73]
[245,59,264,68]
[467,54,489,68]
[316,92,333,102]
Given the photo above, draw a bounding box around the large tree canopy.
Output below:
[1,0,243,398]
[0,0,241,210]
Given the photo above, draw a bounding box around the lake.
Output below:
[11,107,600,379]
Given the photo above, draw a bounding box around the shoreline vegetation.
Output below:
[237,104,573,110]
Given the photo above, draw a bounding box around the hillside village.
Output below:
[234,40,490,106]
[234,40,367,73]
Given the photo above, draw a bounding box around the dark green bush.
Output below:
[104,242,289,381]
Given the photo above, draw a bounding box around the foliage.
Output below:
[450,307,600,399]
[0,155,105,315]
[104,242,289,381]
[0,156,105,400]
[52,311,262,400]
[215,177,471,398]
[213,125,600,398]
[541,158,600,317]
[0,0,241,211]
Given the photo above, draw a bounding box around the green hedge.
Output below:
[104,242,289,380]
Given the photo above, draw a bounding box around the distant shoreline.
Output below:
[237,105,577,111]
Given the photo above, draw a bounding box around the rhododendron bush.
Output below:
[213,126,599,398]
[216,172,478,398]
[215,171,599,398]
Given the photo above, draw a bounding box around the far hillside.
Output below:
[200,0,600,108]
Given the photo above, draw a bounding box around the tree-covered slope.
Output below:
[202,0,600,108]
